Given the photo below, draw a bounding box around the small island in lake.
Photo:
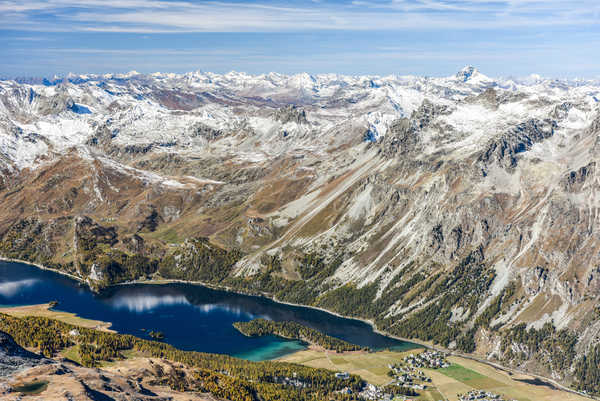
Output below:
[148,331,165,340]
[233,318,367,352]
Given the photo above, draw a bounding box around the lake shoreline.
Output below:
[0,256,592,400]
[0,257,84,284]
[0,257,393,345]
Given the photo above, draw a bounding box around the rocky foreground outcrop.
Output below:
[0,330,49,377]
[0,330,216,400]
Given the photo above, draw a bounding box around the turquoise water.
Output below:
[0,261,418,360]
[233,336,307,361]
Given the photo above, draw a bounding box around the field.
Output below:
[433,356,591,401]
[279,347,444,400]
[0,303,113,332]
[279,347,422,386]
[435,363,503,389]
[279,348,592,401]
[61,344,82,364]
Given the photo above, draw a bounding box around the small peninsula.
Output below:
[233,318,367,352]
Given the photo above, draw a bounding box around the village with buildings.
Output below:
[385,350,450,392]
[458,389,516,401]
[358,383,395,401]
[334,350,452,400]
[402,350,451,369]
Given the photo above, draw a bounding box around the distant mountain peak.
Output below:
[454,65,494,85]
[456,65,478,82]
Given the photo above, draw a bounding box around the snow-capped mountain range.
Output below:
[2,66,597,171]
[1,66,600,387]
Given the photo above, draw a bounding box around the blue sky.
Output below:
[1,0,599,78]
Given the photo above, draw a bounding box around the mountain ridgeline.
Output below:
[1,68,600,393]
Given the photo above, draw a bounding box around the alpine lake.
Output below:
[0,260,417,361]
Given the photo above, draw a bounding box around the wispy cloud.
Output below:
[12,36,53,41]
[13,47,245,56]
[1,0,598,33]
[1,0,598,78]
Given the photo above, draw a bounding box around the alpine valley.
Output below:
[1,66,600,394]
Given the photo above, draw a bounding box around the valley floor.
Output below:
[278,347,592,401]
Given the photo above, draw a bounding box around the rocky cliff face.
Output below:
[1,68,600,389]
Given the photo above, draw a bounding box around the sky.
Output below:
[1,0,599,79]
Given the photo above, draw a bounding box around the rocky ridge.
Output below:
[0,330,50,377]
[0,329,216,400]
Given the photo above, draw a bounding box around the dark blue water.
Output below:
[0,261,416,360]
